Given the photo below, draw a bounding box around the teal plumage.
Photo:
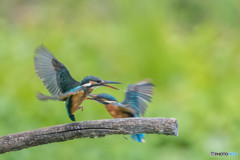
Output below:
[88,80,154,142]
[35,46,80,94]
[34,45,121,121]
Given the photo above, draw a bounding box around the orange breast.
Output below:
[70,89,93,114]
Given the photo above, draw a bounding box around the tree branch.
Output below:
[0,117,178,154]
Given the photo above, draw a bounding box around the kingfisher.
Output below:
[34,45,121,121]
[87,80,154,142]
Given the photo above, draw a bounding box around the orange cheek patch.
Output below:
[90,81,97,85]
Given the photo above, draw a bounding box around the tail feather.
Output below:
[131,134,145,143]
[66,97,76,121]
[69,114,76,121]
[35,92,62,101]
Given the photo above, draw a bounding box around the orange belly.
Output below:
[105,104,133,118]
[70,88,93,114]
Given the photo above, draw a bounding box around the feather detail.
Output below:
[36,92,63,101]
[131,134,145,143]
[121,80,154,116]
[66,97,76,121]
[34,45,80,95]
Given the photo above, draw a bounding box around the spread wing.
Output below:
[121,80,154,116]
[34,45,80,95]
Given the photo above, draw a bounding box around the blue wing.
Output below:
[121,80,154,116]
[34,45,80,95]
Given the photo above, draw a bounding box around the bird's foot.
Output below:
[77,106,84,111]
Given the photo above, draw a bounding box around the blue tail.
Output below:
[131,134,145,143]
[66,97,76,121]
[69,114,76,121]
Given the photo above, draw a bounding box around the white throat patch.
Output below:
[105,100,115,104]
[82,82,92,87]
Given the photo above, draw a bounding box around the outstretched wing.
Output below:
[121,80,154,116]
[34,45,80,95]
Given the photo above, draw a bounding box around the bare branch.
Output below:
[0,117,178,154]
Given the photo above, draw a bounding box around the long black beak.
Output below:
[102,80,122,90]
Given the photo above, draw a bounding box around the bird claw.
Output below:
[78,106,84,111]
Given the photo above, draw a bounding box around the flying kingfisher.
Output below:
[34,45,121,121]
[87,80,154,142]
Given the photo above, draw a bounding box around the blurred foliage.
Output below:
[0,0,240,159]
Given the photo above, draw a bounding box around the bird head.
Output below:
[87,93,120,105]
[80,76,121,90]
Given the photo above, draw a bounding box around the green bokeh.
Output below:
[0,0,240,159]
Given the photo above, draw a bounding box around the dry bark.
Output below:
[0,117,178,154]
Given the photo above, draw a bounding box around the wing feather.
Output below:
[34,45,80,95]
[121,80,154,116]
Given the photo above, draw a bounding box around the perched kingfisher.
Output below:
[34,45,122,121]
[87,80,154,142]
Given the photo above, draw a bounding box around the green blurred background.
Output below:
[0,0,240,159]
